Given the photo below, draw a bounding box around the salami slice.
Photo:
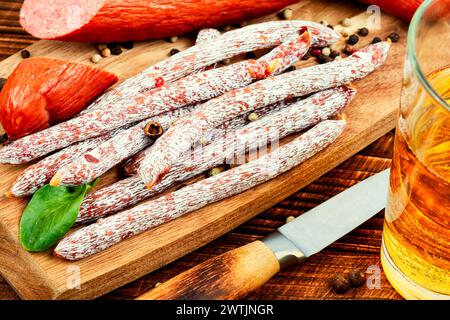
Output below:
[139,42,391,188]
[77,87,354,223]
[56,120,346,260]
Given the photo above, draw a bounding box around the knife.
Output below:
[136,169,390,300]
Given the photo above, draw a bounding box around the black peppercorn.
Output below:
[21,50,31,59]
[358,27,369,37]
[371,36,382,44]
[0,133,8,145]
[245,51,257,59]
[169,48,180,56]
[327,24,334,30]
[110,46,123,55]
[330,274,350,294]
[387,32,400,43]
[348,269,366,287]
[0,78,6,91]
[347,34,359,45]
[120,41,134,49]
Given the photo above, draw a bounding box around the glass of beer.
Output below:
[381,0,450,299]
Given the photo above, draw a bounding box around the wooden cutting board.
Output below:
[0,0,407,299]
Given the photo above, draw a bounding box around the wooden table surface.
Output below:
[0,0,402,300]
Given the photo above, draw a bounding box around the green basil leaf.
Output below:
[20,180,97,252]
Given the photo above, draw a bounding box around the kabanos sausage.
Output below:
[0,21,339,164]
[20,0,300,42]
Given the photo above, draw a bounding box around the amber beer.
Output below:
[382,66,450,298]
[380,0,450,299]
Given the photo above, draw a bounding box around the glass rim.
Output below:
[408,0,450,112]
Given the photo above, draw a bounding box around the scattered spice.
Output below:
[144,121,164,139]
[90,54,102,64]
[387,32,400,43]
[311,48,322,57]
[327,24,334,30]
[278,8,293,20]
[371,36,382,44]
[347,34,359,45]
[208,167,225,177]
[0,133,8,145]
[319,20,329,26]
[247,112,259,122]
[169,48,180,56]
[21,50,31,59]
[341,18,352,27]
[110,46,123,55]
[358,27,369,37]
[245,51,257,59]
[286,216,295,223]
[100,48,111,57]
[0,77,6,91]
[155,77,165,87]
[120,41,134,49]
[97,44,108,51]
[168,36,178,43]
[348,269,366,287]
[330,274,350,294]
[321,47,331,56]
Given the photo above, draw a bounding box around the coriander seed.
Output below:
[247,112,259,122]
[101,48,111,57]
[341,18,352,27]
[278,8,293,20]
[90,54,102,63]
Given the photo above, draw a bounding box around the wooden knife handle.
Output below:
[136,241,280,300]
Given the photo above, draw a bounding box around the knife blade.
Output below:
[137,169,390,300]
[267,168,390,261]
